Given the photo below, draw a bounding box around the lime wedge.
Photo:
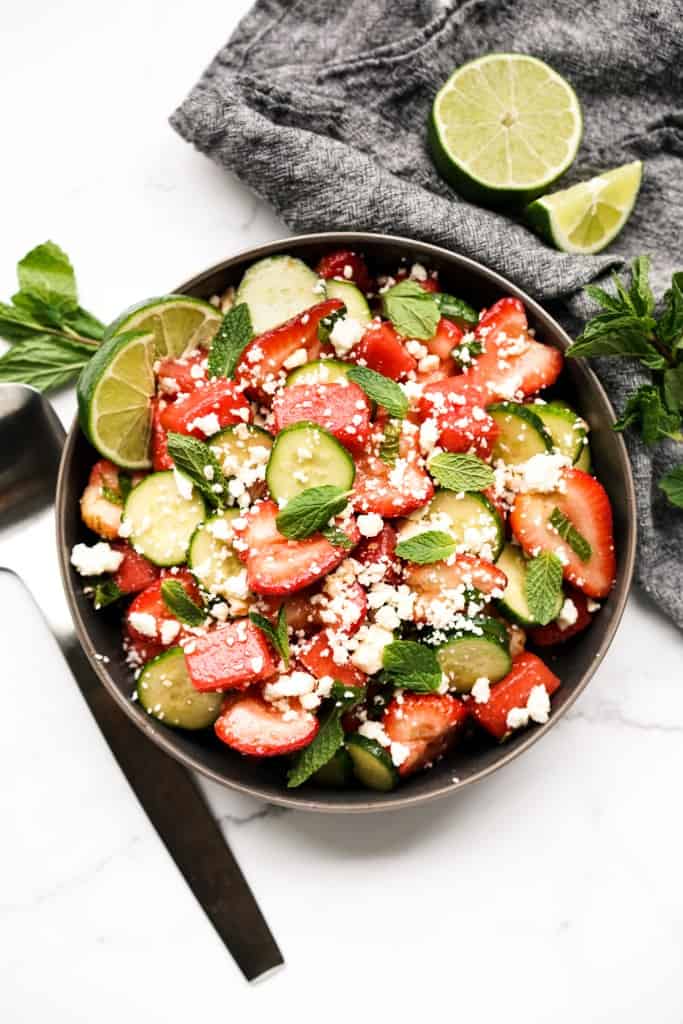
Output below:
[105,296,221,358]
[525,161,642,254]
[77,330,156,469]
[429,54,582,206]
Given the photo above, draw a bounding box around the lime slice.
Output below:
[77,330,156,469]
[105,296,221,358]
[429,54,582,205]
[525,161,642,254]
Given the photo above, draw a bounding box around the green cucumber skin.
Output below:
[532,401,588,464]
[425,490,505,562]
[124,471,205,567]
[312,748,355,787]
[488,402,553,463]
[265,421,355,502]
[495,543,563,627]
[286,359,351,386]
[187,508,242,595]
[324,280,372,324]
[235,255,321,334]
[137,647,222,730]
[346,734,398,792]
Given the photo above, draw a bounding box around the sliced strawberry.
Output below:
[257,578,367,637]
[298,630,367,688]
[354,523,400,584]
[156,351,208,398]
[470,652,561,741]
[112,543,160,595]
[126,571,200,645]
[316,250,373,294]
[185,621,277,693]
[528,588,593,646]
[235,299,343,398]
[404,555,507,621]
[353,422,434,517]
[123,624,164,667]
[150,398,174,470]
[510,468,616,599]
[233,499,282,562]
[272,381,371,454]
[383,692,469,776]
[160,379,250,438]
[353,321,417,380]
[431,401,499,458]
[426,317,462,370]
[215,691,319,756]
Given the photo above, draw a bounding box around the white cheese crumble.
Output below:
[506,684,551,731]
[410,262,428,282]
[557,597,579,631]
[329,315,364,357]
[70,542,124,576]
[586,599,601,613]
[282,347,308,370]
[186,412,221,437]
[160,619,181,645]
[357,720,410,767]
[470,676,491,704]
[349,624,395,675]
[357,512,384,538]
[129,611,158,638]
[173,468,194,501]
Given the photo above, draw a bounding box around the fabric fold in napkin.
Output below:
[171,0,683,628]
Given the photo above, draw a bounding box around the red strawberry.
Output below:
[233,499,281,562]
[383,692,469,776]
[272,381,371,454]
[430,401,499,458]
[235,299,343,398]
[185,620,277,693]
[156,351,208,397]
[150,398,174,470]
[395,268,441,293]
[353,422,434,517]
[425,317,462,374]
[528,588,594,646]
[353,321,417,380]
[510,468,616,599]
[123,623,164,667]
[126,570,200,645]
[316,250,373,294]
[404,555,507,621]
[257,579,367,637]
[470,652,561,741]
[160,379,250,438]
[112,543,160,595]
[214,691,319,756]
[354,523,400,584]
[299,630,367,688]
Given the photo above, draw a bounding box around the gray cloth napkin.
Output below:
[171,0,683,628]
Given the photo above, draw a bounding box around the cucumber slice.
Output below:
[266,422,355,502]
[575,444,592,473]
[208,423,273,484]
[488,402,552,463]
[188,508,244,600]
[495,543,564,627]
[137,647,222,729]
[325,280,372,324]
[346,734,398,792]
[407,490,504,561]
[286,358,351,386]
[435,617,511,693]
[312,748,355,787]
[235,255,322,334]
[124,471,205,566]
[532,401,588,464]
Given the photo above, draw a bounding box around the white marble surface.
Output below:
[1,3,682,1021]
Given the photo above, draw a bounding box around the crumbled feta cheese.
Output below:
[173,468,194,501]
[506,705,529,730]
[419,418,440,455]
[471,677,491,704]
[282,347,308,370]
[350,624,394,675]
[557,597,579,631]
[70,542,124,576]
[160,619,181,645]
[586,599,601,613]
[118,518,133,539]
[263,671,317,702]
[526,684,551,724]
[329,316,365,357]
[129,611,158,638]
[410,262,428,282]
[186,413,221,437]
[406,339,428,359]
[357,512,384,538]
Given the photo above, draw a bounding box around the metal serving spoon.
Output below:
[0,382,283,982]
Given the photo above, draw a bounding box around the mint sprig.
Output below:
[287,684,364,788]
[395,530,456,565]
[435,292,478,327]
[207,302,253,379]
[548,508,592,562]
[275,485,349,540]
[378,418,402,465]
[381,279,440,340]
[569,256,683,507]
[160,579,206,626]
[166,433,228,510]
[92,579,122,610]
[346,365,408,419]
[382,640,443,693]
[428,452,494,492]
[525,551,564,625]
[249,605,290,668]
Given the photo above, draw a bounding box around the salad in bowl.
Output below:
[67,243,618,795]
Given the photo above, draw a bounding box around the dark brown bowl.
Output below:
[56,232,636,813]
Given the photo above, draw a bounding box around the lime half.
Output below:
[106,295,221,358]
[77,330,156,469]
[429,54,582,206]
[525,161,642,254]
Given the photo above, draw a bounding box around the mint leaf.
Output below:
[17,241,78,314]
[428,452,494,492]
[381,279,440,340]
[548,508,592,562]
[166,432,228,509]
[62,306,105,341]
[321,525,354,549]
[287,684,364,788]
[627,255,655,318]
[659,272,683,352]
[160,580,206,626]
[583,283,624,313]
[395,530,457,565]
[663,365,683,412]
[435,292,478,326]
[0,335,93,391]
[276,485,349,539]
[102,485,123,506]
[93,579,122,610]
[614,386,681,444]
[567,312,663,369]
[659,465,683,508]
[0,301,52,342]
[207,302,253,379]
[249,605,290,667]
[378,418,402,465]
[382,640,442,693]
[525,552,564,626]
[346,366,408,419]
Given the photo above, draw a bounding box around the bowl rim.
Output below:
[56,230,637,813]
